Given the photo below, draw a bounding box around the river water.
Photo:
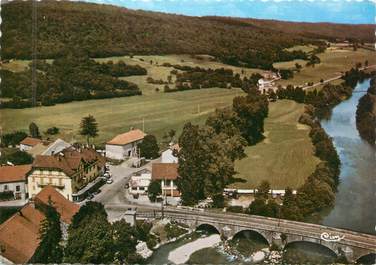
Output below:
[148,79,375,264]
[320,78,375,235]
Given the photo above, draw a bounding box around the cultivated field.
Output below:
[274,47,376,88]
[231,100,320,190]
[0,88,242,145]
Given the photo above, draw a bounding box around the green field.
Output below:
[275,47,376,87]
[2,55,263,96]
[0,88,242,145]
[231,100,320,190]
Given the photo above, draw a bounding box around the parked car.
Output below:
[106,178,113,184]
[87,193,94,200]
[104,172,111,179]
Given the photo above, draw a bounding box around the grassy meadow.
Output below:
[274,47,375,88]
[0,88,242,144]
[231,100,320,190]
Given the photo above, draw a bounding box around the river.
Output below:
[320,78,375,235]
[148,79,375,264]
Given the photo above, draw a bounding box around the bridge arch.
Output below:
[284,241,338,261]
[196,223,221,235]
[232,229,270,245]
[356,253,376,264]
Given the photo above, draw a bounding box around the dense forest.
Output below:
[356,77,376,145]
[0,53,145,108]
[0,1,330,69]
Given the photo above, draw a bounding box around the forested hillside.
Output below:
[2,1,312,69]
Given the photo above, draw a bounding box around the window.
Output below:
[4,185,8,191]
[16,185,20,192]
[139,187,145,191]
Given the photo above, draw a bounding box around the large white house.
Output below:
[105,129,146,160]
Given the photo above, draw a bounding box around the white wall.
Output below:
[105,141,141,160]
[19,144,32,152]
[0,181,26,200]
[27,170,73,201]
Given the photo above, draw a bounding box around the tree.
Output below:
[148,180,161,202]
[0,150,33,165]
[79,115,98,144]
[46,126,59,135]
[112,220,139,264]
[232,88,269,145]
[29,122,40,138]
[177,123,236,206]
[30,201,63,263]
[65,202,114,264]
[138,134,159,159]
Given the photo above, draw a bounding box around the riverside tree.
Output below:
[79,115,98,145]
[177,123,236,207]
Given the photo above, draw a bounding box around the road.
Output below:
[301,64,376,91]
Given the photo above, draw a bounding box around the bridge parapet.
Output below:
[136,208,376,263]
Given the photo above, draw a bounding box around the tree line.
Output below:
[0,54,145,109]
[3,1,317,69]
[356,76,376,145]
[177,88,268,206]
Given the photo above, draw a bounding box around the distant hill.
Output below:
[1,1,373,68]
[205,17,374,43]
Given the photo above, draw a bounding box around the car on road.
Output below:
[106,178,113,184]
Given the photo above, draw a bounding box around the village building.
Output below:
[161,144,180,163]
[19,137,42,152]
[152,163,180,197]
[128,169,152,196]
[27,138,71,157]
[0,186,79,264]
[257,71,281,94]
[0,164,31,201]
[105,129,146,160]
[27,147,106,201]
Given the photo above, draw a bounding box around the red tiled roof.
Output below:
[32,147,105,177]
[20,137,42,147]
[34,185,79,224]
[107,129,146,145]
[0,165,32,183]
[0,186,80,264]
[152,163,179,180]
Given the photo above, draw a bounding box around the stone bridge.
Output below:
[134,207,376,263]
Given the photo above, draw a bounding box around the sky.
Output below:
[84,0,376,24]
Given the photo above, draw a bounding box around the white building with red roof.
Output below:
[105,129,146,160]
[19,137,42,152]
[0,165,32,201]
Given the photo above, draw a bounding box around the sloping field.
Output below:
[231,100,320,190]
[0,88,241,145]
[275,47,376,87]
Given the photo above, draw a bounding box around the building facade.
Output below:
[19,137,42,152]
[152,163,180,197]
[105,129,146,160]
[0,165,31,201]
[128,169,152,196]
[27,147,105,201]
